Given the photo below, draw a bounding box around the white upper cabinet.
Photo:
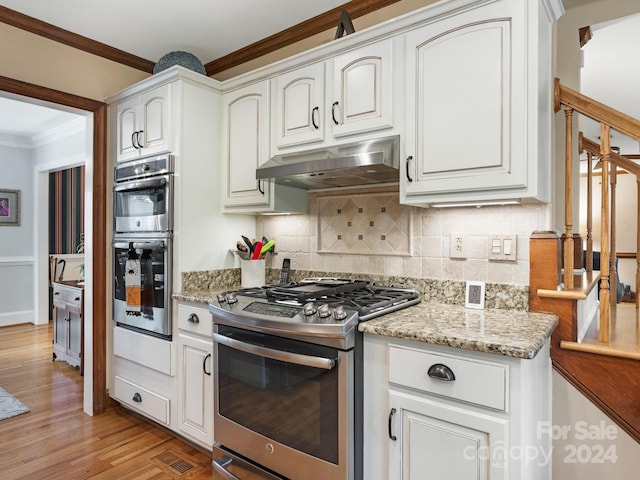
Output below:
[270,38,395,155]
[331,39,393,137]
[401,0,556,206]
[223,81,307,214]
[223,81,271,209]
[116,83,172,162]
[272,62,326,150]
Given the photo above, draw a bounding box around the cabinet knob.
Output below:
[427,363,456,381]
[187,313,200,324]
[132,392,142,403]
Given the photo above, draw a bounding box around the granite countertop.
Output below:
[173,289,230,305]
[358,302,558,359]
[174,289,558,360]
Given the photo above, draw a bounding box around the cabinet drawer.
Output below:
[114,375,170,424]
[113,326,172,375]
[388,345,507,411]
[177,303,212,337]
[52,286,83,308]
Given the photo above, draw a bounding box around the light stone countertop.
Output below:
[358,302,558,359]
[174,290,558,360]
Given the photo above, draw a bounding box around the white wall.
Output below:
[0,144,34,326]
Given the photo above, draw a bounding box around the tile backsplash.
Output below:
[256,186,552,288]
[317,192,412,256]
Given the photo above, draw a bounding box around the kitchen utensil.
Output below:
[241,235,254,254]
[236,240,248,253]
[251,242,263,260]
[260,240,275,255]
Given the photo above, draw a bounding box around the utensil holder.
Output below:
[241,259,265,288]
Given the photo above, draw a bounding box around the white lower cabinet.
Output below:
[364,334,552,480]
[389,390,508,479]
[176,303,213,448]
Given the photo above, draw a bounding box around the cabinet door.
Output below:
[272,63,325,149]
[139,83,172,156]
[178,333,213,447]
[402,1,525,202]
[116,96,140,162]
[67,307,82,364]
[52,305,67,357]
[332,40,393,137]
[389,390,508,480]
[222,81,271,208]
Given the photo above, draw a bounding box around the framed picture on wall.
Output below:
[0,189,20,226]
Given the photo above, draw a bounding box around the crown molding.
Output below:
[0,116,85,149]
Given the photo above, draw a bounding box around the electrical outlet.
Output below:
[488,234,517,261]
[450,233,467,259]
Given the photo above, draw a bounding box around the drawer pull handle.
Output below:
[132,392,142,403]
[428,363,455,381]
[388,407,397,441]
[188,313,200,324]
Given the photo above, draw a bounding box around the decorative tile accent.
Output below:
[317,193,412,256]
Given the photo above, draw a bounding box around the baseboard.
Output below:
[0,310,35,327]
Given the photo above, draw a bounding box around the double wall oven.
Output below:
[209,279,421,480]
[112,153,173,339]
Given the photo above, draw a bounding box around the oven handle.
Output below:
[113,175,169,192]
[113,241,166,250]
[213,333,337,370]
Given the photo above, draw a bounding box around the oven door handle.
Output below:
[213,333,337,370]
[113,241,166,250]
[113,176,169,192]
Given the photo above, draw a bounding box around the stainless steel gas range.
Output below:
[209,278,421,480]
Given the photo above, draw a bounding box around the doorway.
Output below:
[0,75,107,415]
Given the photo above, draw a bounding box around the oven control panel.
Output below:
[243,302,299,318]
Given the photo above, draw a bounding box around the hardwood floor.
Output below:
[0,323,213,480]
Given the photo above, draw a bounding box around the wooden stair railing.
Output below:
[529,80,640,444]
[553,78,640,346]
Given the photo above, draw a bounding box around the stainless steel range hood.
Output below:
[256,135,400,190]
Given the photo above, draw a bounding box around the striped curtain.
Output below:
[49,166,85,254]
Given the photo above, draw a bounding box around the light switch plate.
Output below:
[488,234,517,262]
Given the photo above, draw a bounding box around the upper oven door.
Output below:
[113,174,173,233]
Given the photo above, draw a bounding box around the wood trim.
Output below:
[1,1,400,77]
[204,0,402,75]
[553,362,640,444]
[0,6,155,73]
[0,75,108,415]
[556,79,640,142]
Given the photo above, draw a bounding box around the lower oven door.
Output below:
[213,324,353,480]
[113,234,171,338]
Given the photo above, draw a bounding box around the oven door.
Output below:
[113,174,172,233]
[113,234,171,338]
[213,324,353,480]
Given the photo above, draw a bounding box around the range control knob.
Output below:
[332,305,347,321]
[216,294,227,304]
[303,302,317,316]
[317,304,331,318]
[225,292,238,305]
